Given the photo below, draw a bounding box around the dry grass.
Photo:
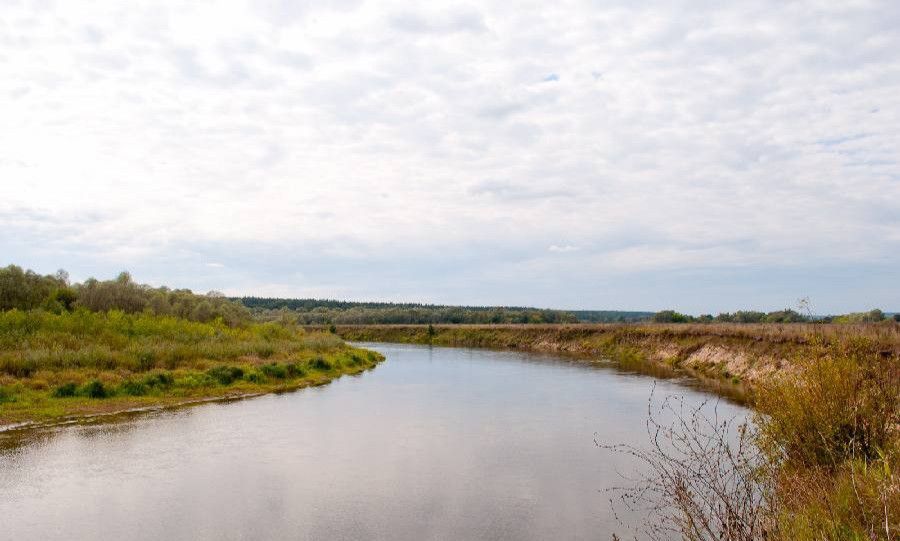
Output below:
[602,337,898,540]
[336,322,900,349]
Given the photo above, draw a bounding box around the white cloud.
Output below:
[0,0,898,312]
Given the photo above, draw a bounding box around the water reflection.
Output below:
[0,343,748,540]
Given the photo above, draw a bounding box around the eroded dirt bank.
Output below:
[335,323,900,394]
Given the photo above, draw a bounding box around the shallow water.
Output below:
[0,343,748,540]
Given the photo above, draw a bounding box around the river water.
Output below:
[0,343,748,540]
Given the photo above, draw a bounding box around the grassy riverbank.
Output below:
[0,310,383,427]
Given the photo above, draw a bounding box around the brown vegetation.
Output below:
[335,322,900,389]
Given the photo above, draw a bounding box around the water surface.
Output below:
[0,343,748,540]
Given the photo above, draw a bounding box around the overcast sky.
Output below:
[1,0,898,313]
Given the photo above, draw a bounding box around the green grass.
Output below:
[0,309,383,425]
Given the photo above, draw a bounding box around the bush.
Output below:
[119,380,148,396]
[286,362,306,378]
[174,373,213,388]
[776,457,899,539]
[755,338,899,539]
[308,357,333,371]
[0,385,14,403]
[261,362,287,379]
[755,338,899,467]
[142,372,174,388]
[606,335,899,541]
[52,382,78,398]
[79,380,108,399]
[206,365,244,385]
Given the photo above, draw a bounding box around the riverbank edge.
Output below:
[0,350,384,431]
[333,323,899,401]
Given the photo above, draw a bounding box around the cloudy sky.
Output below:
[1,0,898,313]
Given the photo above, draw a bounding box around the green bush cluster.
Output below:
[51,380,108,399]
[308,357,333,371]
[41,354,361,401]
[207,366,244,385]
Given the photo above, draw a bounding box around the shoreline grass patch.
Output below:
[0,310,384,425]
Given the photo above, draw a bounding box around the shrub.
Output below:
[52,382,78,398]
[79,380,108,399]
[142,372,174,388]
[50,287,78,312]
[119,380,148,396]
[776,457,899,539]
[0,385,14,404]
[755,338,899,467]
[601,394,775,540]
[308,357,333,371]
[286,362,306,378]
[606,335,899,541]
[206,365,244,385]
[261,362,287,379]
[174,373,213,388]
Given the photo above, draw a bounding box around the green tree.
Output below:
[652,310,691,323]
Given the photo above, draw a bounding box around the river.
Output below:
[0,342,748,540]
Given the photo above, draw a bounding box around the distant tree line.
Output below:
[0,265,249,326]
[240,296,897,326]
[237,297,578,324]
[569,310,654,322]
[651,308,891,324]
[4,266,892,327]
